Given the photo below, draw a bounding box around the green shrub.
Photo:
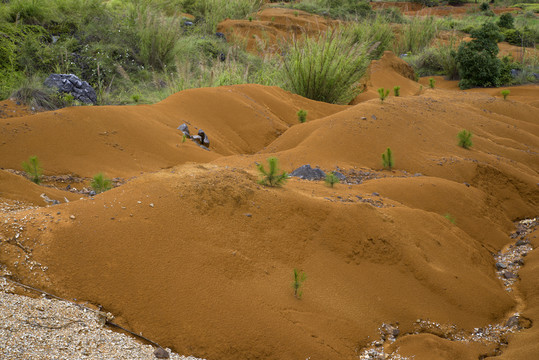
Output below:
[457,129,473,149]
[378,88,389,102]
[480,2,490,11]
[393,86,400,97]
[297,109,307,123]
[21,155,42,184]
[498,13,514,29]
[292,268,307,299]
[325,172,340,188]
[429,77,436,88]
[257,157,288,187]
[456,22,504,89]
[382,147,394,170]
[501,89,510,99]
[91,173,112,194]
[282,29,370,104]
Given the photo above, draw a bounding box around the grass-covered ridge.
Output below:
[0,0,537,107]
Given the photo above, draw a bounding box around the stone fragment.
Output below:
[495,262,507,270]
[503,271,517,279]
[290,165,326,181]
[154,347,170,359]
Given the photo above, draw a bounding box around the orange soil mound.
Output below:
[352,51,420,103]
[217,8,336,53]
[0,170,79,206]
[0,99,34,119]
[0,81,538,358]
[0,85,344,178]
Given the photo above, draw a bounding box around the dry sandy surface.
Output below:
[1,50,538,359]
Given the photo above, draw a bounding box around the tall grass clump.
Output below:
[347,15,395,59]
[22,155,42,184]
[393,16,440,55]
[282,29,370,104]
[403,35,460,80]
[257,157,288,187]
[393,86,400,96]
[131,5,182,70]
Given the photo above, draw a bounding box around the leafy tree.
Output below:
[497,13,514,29]
[257,157,288,187]
[456,22,504,89]
[22,155,42,184]
[325,172,340,188]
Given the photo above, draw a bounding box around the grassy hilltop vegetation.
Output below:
[0,0,538,108]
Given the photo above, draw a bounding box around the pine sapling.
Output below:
[91,173,112,194]
[257,157,288,187]
[325,172,340,188]
[378,88,389,103]
[292,268,307,299]
[382,147,394,170]
[297,109,307,123]
[21,155,43,184]
[393,86,400,97]
[457,129,473,149]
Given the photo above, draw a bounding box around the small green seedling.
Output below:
[378,88,390,103]
[294,11,299,17]
[457,129,473,149]
[501,89,510,100]
[393,86,400,97]
[429,77,435,89]
[131,94,140,103]
[91,173,112,194]
[382,147,394,170]
[292,268,307,299]
[22,155,43,184]
[297,109,307,123]
[444,213,456,224]
[181,134,187,143]
[248,16,253,22]
[325,172,340,188]
[257,157,288,187]
[271,16,275,22]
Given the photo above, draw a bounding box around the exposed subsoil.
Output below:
[0,47,538,359]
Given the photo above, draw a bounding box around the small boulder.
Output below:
[333,171,347,182]
[290,165,326,181]
[154,347,170,359]
[44,74,97,104]
[177,123,190,137]
[503,271,517,279]
[495,262,507,270]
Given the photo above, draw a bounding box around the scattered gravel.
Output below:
[0,278,205,360]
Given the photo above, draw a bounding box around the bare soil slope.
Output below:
[0,56,538,360]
